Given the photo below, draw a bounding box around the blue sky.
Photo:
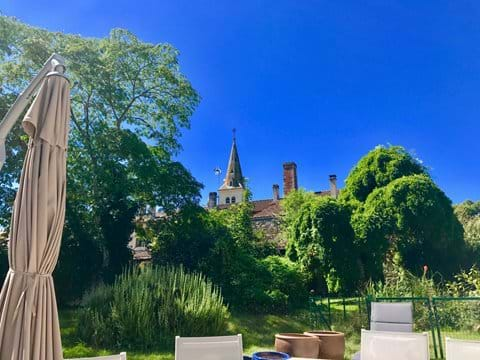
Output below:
[2,1,479,204]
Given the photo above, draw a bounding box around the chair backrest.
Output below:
[446,337,480,360]
[70,353,126,360]
[370,302,413,332]
[360,329,429,360]
[175,335,243,360]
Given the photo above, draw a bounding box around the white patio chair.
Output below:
[446,337,480,360]
[175,334,243,360]
[70,353,126,360]
[360,329,429,360]
[370,302,413,332]
[352,302,413,359]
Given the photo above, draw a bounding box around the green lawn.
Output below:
[62,301,480,359]
[60,308,362,360]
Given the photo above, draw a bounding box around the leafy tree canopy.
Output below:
[354,174,465,278]
[455,200,480,249]
[340,145,426,204]
[0,16,202,300]
[284,193,361,295]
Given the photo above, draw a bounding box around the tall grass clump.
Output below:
[78,265,229,350]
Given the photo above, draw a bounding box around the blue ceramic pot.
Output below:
[252,351,290,360]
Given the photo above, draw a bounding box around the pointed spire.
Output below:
[220,129,244,189]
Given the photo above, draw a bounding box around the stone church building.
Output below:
[207,135,339,249]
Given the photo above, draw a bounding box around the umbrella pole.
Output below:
[0,53,66,170]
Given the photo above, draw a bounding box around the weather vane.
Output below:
[214,166,222,188]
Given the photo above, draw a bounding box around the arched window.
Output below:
[231,196,236,204]
[229,181,233,186]
[225,197,230,204]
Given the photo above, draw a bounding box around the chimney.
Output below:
[283,162,298,196]
[329,175,338,198]
[207,192,217,208]
[272,184,280,202]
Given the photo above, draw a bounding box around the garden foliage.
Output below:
[342,146,466,281]
[78,266,229,350]
[147,198,303,313]
[283,192,361,295]
[455,200,480,260]
[0,16,202,302]
[353,174,464,279]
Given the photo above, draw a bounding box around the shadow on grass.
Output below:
[60,307,363,360]
[228,311,311,350]
[60,309,174,360]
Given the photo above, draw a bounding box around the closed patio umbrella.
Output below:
[0,65,70,359]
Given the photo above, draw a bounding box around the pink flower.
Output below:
[423,265,428,274]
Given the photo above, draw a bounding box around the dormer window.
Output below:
[229,181,233,186]
[226,197,230,204]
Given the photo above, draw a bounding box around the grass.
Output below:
[60,307,362,359]
[64,298,480,359]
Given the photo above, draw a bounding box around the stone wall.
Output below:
[252,216,287,249]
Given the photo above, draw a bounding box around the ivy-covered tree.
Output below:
[0,16,202,301]
[455,200,480,250]
[284,193,361,295]
[340,145,426,206]
[144,204,218,270]
[343,145,466,280]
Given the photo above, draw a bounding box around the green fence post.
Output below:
[308,296,315,329]
[432,298,444,359]
[426,298,439,359]
[327,296,332,325]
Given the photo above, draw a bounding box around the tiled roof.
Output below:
[251,199,282,219]
[216,189,333,219]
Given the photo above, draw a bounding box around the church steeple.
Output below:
[220,129,244,189]
[218,129,245,205]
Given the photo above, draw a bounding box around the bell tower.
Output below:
[218,129,244,205]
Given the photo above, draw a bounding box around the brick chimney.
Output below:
[272,184,280,202]
[207,192,217,208]
[329,175,338,199]
[283,162,298,196]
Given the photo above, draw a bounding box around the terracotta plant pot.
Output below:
[275,333,320,358]
[304,331,345,360]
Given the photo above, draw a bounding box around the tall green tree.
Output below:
[455,200,480,250]
[340,145,426,206]
[343,146,466,280]
[144,204,217,270]
[0,16,202,301]
[284,192,361,295]
[455,200,480,266]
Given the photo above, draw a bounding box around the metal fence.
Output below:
[309,295,480,359]
[309,296,368,330]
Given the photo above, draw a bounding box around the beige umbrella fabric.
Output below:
[0,73,70,359]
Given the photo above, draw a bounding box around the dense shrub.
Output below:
[340,145,427,205]
[78,266,229,350]
[205,232,308,313]
[284,194,362,295]
[446,266,480,296]
[261,256,309,312]
[355,174,465,279]
[365,255,439,299]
